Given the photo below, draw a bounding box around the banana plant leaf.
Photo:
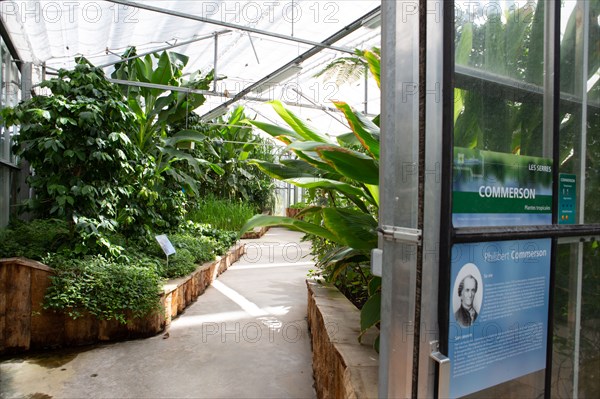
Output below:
[293,148,341,175]
[279,158,323,175]
[319,246,369,268]
[249,159,317,179]
[336,132,362,147]
[363,49,380,88]
[248,119,303,142]
[333,101,380,159]
[270,100,333,144]
[240,215,338,242]
[165,130,207,146]
[360,292,381,342]
[285,177,374,211]
[316,146,379,185]
[322,208,377,250]
[285,177,365,198]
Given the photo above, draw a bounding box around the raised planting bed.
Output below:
[0,243,245,354]
[306,280,379,399]
[240,225,270,239]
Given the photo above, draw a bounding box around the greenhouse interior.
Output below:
[0,1,599,399]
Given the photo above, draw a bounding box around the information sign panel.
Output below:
[448,239,551,398]
[558,173,577,224]
[155,234,176,256]
[453,148,553,227]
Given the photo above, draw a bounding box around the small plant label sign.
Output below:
[155,234,176,256]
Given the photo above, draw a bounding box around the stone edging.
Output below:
[0,243,245,354]
[240,226,270,239]
[161,243,245,326]
[306,279,379,399]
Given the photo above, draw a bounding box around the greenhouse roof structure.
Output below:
[0,0,382,135]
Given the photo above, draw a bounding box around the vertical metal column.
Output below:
[542,0,557,158]
[417,1,445,397]
[213,33,219,92]
[379,1,421,397]
[572,2,590,395]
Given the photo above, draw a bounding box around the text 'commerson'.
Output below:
[478,186,536,199]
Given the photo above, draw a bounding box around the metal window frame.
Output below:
[436,1,600,398]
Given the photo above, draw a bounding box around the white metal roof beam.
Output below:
[106,0,354,54]
[200,6,381,119]
[106,78,346,114]
[97,30,231,69]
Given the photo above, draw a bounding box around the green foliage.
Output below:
[0,219,70,260]
[0,50,247,325]
[187,195,257,232]
[0,219,240,322]
[43,254,163,324]
[314,48,380,88]
[1,60,141,254]
[111,47,222,202]
[181,223,237,255]
[173,107,276,212]
[159,247,196,279]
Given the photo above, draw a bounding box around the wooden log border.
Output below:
[0,243,245,354]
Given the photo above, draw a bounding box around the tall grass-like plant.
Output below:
[188,196,257,232]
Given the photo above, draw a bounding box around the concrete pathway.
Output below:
[0,228,317,399]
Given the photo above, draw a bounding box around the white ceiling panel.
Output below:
[1,0,381,132]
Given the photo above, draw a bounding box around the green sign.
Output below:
[558,174,577,224]
[453,148,553,227]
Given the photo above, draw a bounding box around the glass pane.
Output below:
[455,1,545,85]
[452,1,552,228]
[585,0,600,223]
[587,105,600,223]
[552,240,600,398]
[454,0,547,155]
[559,1,600,224]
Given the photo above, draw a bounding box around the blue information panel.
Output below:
[448,239,551,398]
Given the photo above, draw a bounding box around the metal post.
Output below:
[417,1,445,397]
[213,33,219,92]
[379,0,421,397]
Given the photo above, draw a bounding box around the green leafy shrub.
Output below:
[170,233,217,264]
[0,219,70,260]
[178,221,237,253]
[158,247,196,279]
[44,254,163,324]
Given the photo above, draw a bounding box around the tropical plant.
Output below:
[313,48,380,86]
[0,59,142,254]
[172,107,276,212]
[111,47,224,221]
[240,48,382,346]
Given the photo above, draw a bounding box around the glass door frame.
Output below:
[436,1,600,398]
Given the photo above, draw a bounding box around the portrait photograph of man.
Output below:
[454,274,480,327]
